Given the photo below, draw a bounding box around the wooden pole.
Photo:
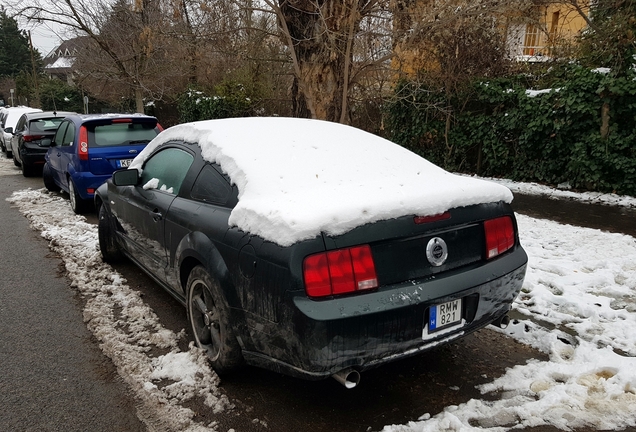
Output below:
[28,31,41,108]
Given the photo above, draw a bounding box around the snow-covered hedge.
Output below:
[177,83,256,123]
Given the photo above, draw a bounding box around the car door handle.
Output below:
[152,209,163,222]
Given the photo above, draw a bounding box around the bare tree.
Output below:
[391,0,538,69]
[261,0,392,123]
[260,0,538,124]
[388,0,538,165]
[7,0,550,126]
[10,0,178,112]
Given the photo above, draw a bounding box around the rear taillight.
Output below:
[484,216,515,259]
[23,135,45,142]
[157,123,164,132]
[78,126,89,161]
[303,245,378,298]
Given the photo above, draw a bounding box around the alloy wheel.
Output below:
[69,181,78,211]
[189,279,222,361]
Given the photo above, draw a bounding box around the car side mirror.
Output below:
[112,168,139,186]
[4,127,12,134]
[40,138,52,147]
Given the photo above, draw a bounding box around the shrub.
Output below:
[178,81,258,123]
[386,64,636,195]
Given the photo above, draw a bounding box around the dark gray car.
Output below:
[10,111,76,176]
[95,118,528,388]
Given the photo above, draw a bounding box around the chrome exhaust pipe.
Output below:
[332,368,360,389]
[494,314,510,329]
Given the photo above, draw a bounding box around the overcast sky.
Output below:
[20,19,64,57]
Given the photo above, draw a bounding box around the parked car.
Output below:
[10,111,76,177]
[1,106,43,158]
[95,118,528,388]
[42,113,162,213]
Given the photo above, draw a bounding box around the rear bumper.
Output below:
[240,246,528,380]
[70,173,111,200]
[21,149,47,166]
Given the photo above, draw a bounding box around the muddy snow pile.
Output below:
[7,188,231,431]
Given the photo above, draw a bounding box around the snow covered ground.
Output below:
[3,153,635,431]
[382,215,636,431]
[479,176,636,209]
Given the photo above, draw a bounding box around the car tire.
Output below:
[22,160,35,177]
[6,148,12,159]
[187,266,244,376]
[98,204,124,262]
[12,153,20,167]
[68,179,89,214]
[42,163,60,192]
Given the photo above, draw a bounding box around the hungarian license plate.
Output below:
[117,159,133,168]
[429,298,462,332]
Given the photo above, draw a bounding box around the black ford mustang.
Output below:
[95,118,527,388]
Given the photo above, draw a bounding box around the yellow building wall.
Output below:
[519,2,590,58]
[392,1,592,75]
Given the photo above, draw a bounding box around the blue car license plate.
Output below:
[429,298,462,332]
[117,159,134,168]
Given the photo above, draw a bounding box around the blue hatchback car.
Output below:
[43,113,162,213]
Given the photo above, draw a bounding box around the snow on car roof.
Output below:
[2,106,43,128]
[72,113,156,121]
[131,117,513,246]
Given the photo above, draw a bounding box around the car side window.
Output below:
[53,122,68,146]
[140,148,194,195]
[15,115,27,132]
[62,123,76,146]
[190,164,232,205]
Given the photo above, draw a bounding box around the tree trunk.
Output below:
[278,0,362,122]
[135,87,145,114]
[600,102,610,140]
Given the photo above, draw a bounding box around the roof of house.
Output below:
[43,36,89,71]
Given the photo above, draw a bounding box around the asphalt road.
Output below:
[0,169,144,431]
[1,159,632,432]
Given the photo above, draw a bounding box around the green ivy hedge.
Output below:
[386,64,636,195]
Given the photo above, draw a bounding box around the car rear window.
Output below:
[89,122,158,147]
[29,118,65,133]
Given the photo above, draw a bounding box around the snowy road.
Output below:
[3,153,636,431]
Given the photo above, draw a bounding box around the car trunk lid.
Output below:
[88,144,149,175]
[82,118,160,175]
[321,201,516,288]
